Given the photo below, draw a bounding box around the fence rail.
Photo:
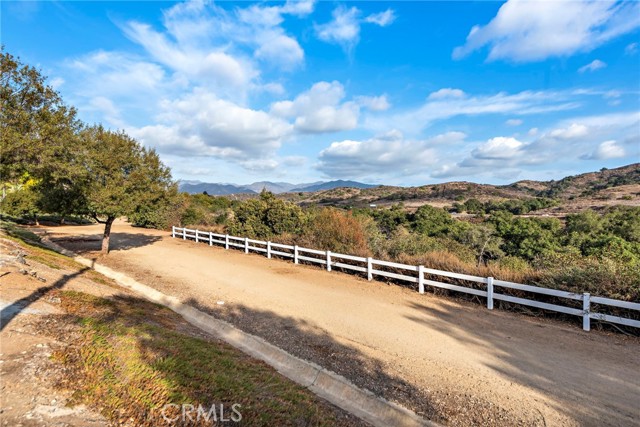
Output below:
[173,226,640,332]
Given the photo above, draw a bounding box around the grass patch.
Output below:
[26,254,63,270]
[50,291,353,426]
[1,219,42,243]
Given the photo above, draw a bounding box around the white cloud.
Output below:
[281,0,316,17]
[131,88,293,163]
[315,6,361,50]
[549,123,589,139]
[472,136,525,160]
[578,59,607,73]
[317,130,465,179]
[584,140,626,160]
[49,76,65,90]
[625,42,638,55]
[364,9,396,27]
[528,127,539,136]
[315,5,396,51]
[122,0,309,83]
[271,81,359,133]
[355,95,391,111]
[256,82,286,95]
[427,88,466,100]
[368,89,580,135]
[282,156,307,167]
[453,0,640,62]
[88,97,126,129]
[68,51,166,96]
[123,21,258,95]
[506,118,523,126]
[433,111,639,179]
[240,158,280,172]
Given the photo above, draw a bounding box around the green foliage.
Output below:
[411,204,460,237]
[382,227,473,262]
[534,253,640,301]
[0,179,41,223]
[1,51,175,252]
[452,197,557,215]
[370,203,408,235]
[129,186,181,229]
[1,49,80,186]
[452,222,504,265]
[491,214,562,261]
[228,190,307,239]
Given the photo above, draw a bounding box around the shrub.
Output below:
[534,253,640,301]
[227,191,307,239]
[301,208,370,256]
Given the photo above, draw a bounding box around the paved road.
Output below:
[43,222,640,427]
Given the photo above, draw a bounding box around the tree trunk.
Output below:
[101,216,115,254]
[34,213,39,226]
[60,216,65,225]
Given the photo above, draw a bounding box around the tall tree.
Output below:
[1,49,80,192]
[81,126,173,253]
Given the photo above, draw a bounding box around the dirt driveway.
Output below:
[41,222,640,427]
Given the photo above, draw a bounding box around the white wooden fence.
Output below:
[172,226,640,332]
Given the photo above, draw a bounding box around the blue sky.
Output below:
[3,0,639,186]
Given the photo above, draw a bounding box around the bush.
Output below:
[228,191,307,239]
[301,208,370,256]
[534,253,640,301]
[497,256,532,273]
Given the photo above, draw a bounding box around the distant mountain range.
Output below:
[178,180,376,195]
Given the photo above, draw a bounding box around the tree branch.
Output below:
[91,213,106,224]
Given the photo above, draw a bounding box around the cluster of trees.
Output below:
[451,197,557,215]
[1,50,175,252]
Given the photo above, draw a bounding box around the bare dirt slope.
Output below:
[41,222,640,427]
[0,235,121,427]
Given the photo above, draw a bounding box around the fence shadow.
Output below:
[403,300,640,427]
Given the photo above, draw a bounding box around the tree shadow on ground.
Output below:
[180,297,521,426]
[1,268,89,331]
[50,292,369,427]
[402,300,640,427]
[48,232,162,255]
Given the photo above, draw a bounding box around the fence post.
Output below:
[267,241,272,259]
[244,237,249,254]
[225,234,229,250]
[182,228,186,240]
[326,250,332,271]
[294,245,299,264]
[172,226,175,238]
[487,277,494,310]
[418,265,425,294]
[367,257,373,281]
[195,230,199,243]
[208,232,213,246]
[583,292,591,332]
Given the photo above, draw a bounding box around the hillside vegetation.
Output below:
[282,163,640,214]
